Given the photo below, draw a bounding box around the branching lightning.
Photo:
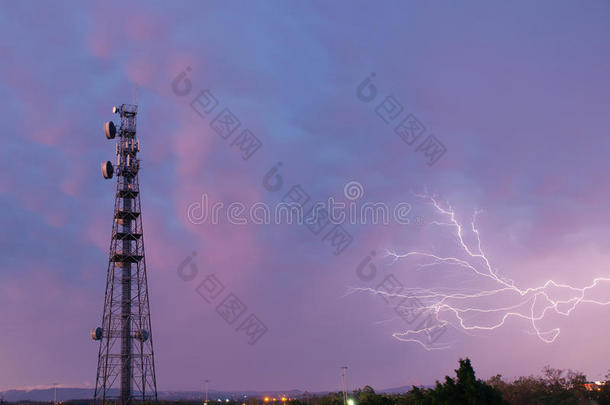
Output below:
[355,195,610,350]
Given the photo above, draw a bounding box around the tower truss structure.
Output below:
[92,104,158,404]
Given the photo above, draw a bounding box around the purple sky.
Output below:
[2,0,610,393]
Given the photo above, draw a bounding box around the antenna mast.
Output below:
[92,103,158,404]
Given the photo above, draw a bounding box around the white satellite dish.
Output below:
[91,327,102,341]
[101,161,114,179]
[104,121,116,139]
[136,329,150,342]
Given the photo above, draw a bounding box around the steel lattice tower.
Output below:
[92,104,158,404]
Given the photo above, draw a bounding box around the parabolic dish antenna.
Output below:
[101,160,114,179]
[104,121,116,139]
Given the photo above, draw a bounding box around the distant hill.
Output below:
[0,388,97,402]
[0,388,301,402]
[0,386,420,402]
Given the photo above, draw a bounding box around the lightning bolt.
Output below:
[357,195,610,350]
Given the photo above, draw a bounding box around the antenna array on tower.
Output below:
[92,104,158,405]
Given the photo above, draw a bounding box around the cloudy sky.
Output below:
[2,0,610,393]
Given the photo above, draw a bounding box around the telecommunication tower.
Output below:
[91,104,158,404]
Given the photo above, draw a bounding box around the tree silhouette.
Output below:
[410,358,507,405]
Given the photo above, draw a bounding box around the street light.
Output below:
[340,367,348,405]
[204,380,209,405]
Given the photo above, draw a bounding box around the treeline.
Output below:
[295,358,610,405]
